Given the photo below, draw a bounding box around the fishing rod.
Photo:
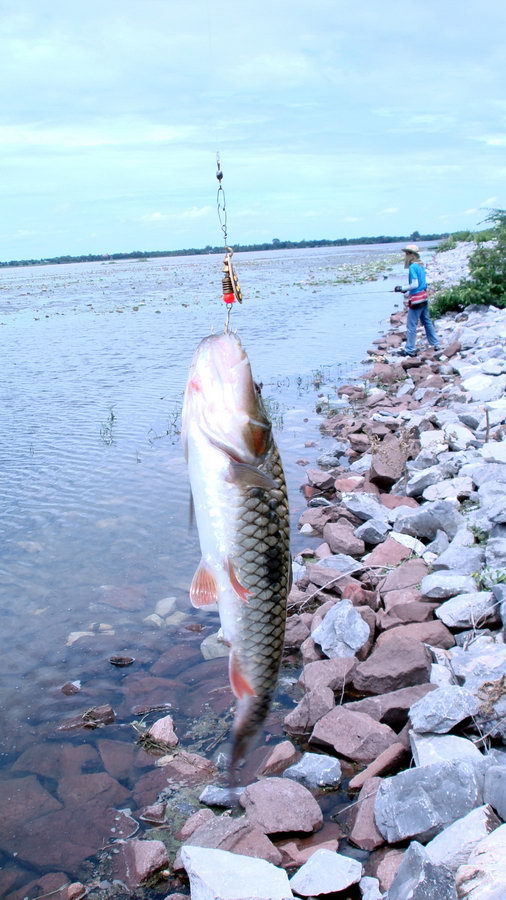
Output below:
[216,154,242,333]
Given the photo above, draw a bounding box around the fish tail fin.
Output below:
[227,693,273,787]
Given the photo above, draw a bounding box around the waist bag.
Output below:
[409,290,428,308]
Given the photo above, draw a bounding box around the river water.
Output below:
[0,243,426,894]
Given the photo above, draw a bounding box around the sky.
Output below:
[1,0,505,259]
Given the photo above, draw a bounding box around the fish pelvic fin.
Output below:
[189,559,219,607]
[229,650,256,700]
[227,558,250,604]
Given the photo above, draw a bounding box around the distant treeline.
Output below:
[0,232,448,268]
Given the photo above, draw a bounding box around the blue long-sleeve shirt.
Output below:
[406,262,427,296]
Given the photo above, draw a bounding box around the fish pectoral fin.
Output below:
[227,460,276,490]
[227,558,251,604]
[229,651,257,699]
[189,560,219,607]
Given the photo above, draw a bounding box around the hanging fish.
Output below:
[181,331,290,781]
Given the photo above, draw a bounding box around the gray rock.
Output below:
[432,535,485,575]
[421,572,477,599]
[393,500,463,540]
[467,462,506,488]
[410,732,483,767]
[423,476,474,502]
[374,760,484,843]
[455,823,506,899]
[462,373,506,402]
[436,591,499,629]
[493,583,506,638]
[360,876,383,900]
[442,422,475,451]
[483,765,506,821]
[355,518,391,545]
[312,598,370,658]
[476,482,506,525]
[198,785,245,808]
[289,848,362,897]
[307,554,363,587]
[425,530,450,556]
[406,466,446,498]
[425,804,501,873]
[341,492,390,523]
[409,686,480,734]
[386,841,457,900]
[200,631,230,660]
[180,846,294,900]
[479,439,506,464]
[283,752,342,790]
[449,634,506,691]
[350,453,373,474]
[485,524,506,568]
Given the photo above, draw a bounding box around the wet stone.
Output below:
[112,838,169,890]
[283,752,342,789]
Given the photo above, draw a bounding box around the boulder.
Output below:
[425,805,500,873]
[180,846,294,900]
[306,554,362,589]
[360,876,383,900]
[352,636,431,695]
[283,686,335,735]
[455,824,506,899]
[341,492,390,523]
[374,760,483,843]
[256,741,300,777]
[406,465,447,498]
[348,743,407,791]
[410,732,483,767]
[310,707,399,763]
[355,518,391,545]
[386,841,457,900]
[175,815,282,869]
[369,435,407,488]
[349,777,385,851]
[344,684,437,730]
[392,499,463,540]
[312,599,370,658]
[409,685,480,733]
[436,591,500,629]
[289,848,362,897]
[423,476,474,502]
[376,621,454,650]
[323,521,365,557]
[380,559,428,595]
[239,777,323,835]
[299,657,356,693]
[420,572,477,599]
[112,839,169,890]
[283,753,342,790]
[364,537,412,568]
[483,765,506,821]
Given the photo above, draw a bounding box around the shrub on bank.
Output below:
[431,210,506,317]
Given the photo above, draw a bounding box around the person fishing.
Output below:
[394,243,441,357]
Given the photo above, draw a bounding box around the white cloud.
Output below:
[473,134,506,147]
[380,207,399,214]
[480,196,497,206]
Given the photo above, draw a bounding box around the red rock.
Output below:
[306,469,337,491]
[349,433,371,452]
[323,521,365,557]
[361,478,381,496]
[97,739,136,780]
[300,636,325,664]
[367,363,402,384]
[177,808,215,840]
[112,839,168,889]
[173,816,282,870]
[288,586,309,607]
[256,741,301,777]
[150,644,200,676]
[377,601,439,629]
[306,563,354,590]
[147,714,179,748]
[239,777,323,835]
[67,884,86,900]
[348,777,385,851]
[6,873,69,900]
[299,657,356,693]
[0,775,61,829]
[365,390,387,408]
[133,751,216,807]
[12,743,98,779]
[284,614,310,648]
[284,686,335,735]
[444,340,461,358]
[352,636,431,695]
[119,674,182,715]
[342,581,380,611]
[140,801,168,825]
[315,541,332,559]
[356,605,377,660]
[348,742,407,790]
[369,435,407,488]
[57,704,115,731]
[99,584,148,610]
[376,621,455,649]
[344,683,438,729]
[334,475,364,492]
[380,558,428,594]
[380,494,419,509]
[364,847,404,892]
[310,708,399,763]
[382,586,423,612]
[277,837,339,868]
[364,538,411,568]
[57,772,129,809]
[298,507,337,533]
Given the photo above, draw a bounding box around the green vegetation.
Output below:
[0,231,447,269]
[431,210,506,317]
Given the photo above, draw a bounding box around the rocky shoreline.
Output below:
[6,246,506,900]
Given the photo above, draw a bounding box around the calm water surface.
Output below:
[0,244,415,894]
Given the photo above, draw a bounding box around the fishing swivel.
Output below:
[216,154,243,332]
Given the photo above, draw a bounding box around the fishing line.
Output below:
[215,154,243,333]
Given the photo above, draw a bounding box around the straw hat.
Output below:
[402,243,420,255]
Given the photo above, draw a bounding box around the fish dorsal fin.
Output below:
[190,559,219,607]
[229,650,257,699]
[227,461,276,490]
[227,558,250,604]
